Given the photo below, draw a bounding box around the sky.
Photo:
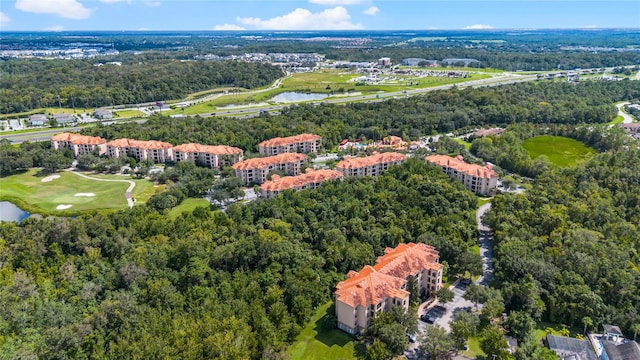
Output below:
[0,0,638,32]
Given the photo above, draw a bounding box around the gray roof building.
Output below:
[602,340,640,360]
[547,334,598,360]
[53,113,75,124]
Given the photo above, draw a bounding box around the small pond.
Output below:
[269,92,329,103]
[0,201,30,222]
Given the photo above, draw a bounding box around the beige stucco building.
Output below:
[106,138,174,163]
[232,153,307,185]
[51,132,107,157]
[336,152,407,177]
[259,168,343,198]
[258,134,322,156]
[425,154,498,195]
[173,143,243,169]
[335,243,443,335]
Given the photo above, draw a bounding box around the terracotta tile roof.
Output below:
[374,136,407,147]
[51,132,106,145]
[426,154,497,179]
[474,128,504,137]
[173,143,242,155]
[335,242,440,308]
[259,133,322,147]
[232,153,307,170]
[336,152,407,170]
[107,138,173,150]
[335,266,409,308]
[260,169,343,192]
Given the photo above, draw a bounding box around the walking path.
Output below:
[66,170,136,208]
[476,203,495,286]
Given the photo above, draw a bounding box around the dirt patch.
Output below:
[74,193,96,197]
[41,174,61,182]
[56,204,72,210]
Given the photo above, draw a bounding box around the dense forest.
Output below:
[0,59,283,113]
[81,80,640,153]
[0,160,479,359]
[485,147,640,336]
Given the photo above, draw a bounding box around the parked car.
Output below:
[460,278,472,286]
[408,334,417,343]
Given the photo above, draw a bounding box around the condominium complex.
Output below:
[425,154,498,195]
[336,152,407,177]
[232,153,307,184]
[51,132,107,157]
[260,169,343,198]
[335,243,443,335]
[258,134,322,156]
[106,138,174,163]
[173,143,243,169]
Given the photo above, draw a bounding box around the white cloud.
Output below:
[463,24,494,30]
[363,6,379,15]
[44,25,64,31]
[213,24,246,31]
[98,0,129,3]
[0,12,10,28]
[237,7,362,30]
[309,0,364,5]
[15,0,92,19]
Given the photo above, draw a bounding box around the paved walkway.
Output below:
[616,102,634,124]
[66,170,136,208]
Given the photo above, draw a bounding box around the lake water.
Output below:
[269,92,329,103]
[0,201,30,222]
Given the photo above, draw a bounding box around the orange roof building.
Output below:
[173,143,243,169]
[336,152,407,178]
[51,132,107,157]
[106,138,173,163]
[373,135,407,149]
[260,168,343,198]
[335,242,443,335]
[425,154,498,195]
[259,133,322,156]
[232,153,307,184]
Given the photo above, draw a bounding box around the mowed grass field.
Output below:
[523,135,595,167]
[288,302,364,360]
[0,169,150,215]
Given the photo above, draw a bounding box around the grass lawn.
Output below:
[463,335,486,358]
[114,109,147,118]
[289,302,364,360]
[533,321,583,342]
[0,169,131,215]
[522,135,595,167]
[455,138,472,150]
[168,198,211,219]
[608,115,624,125]
[477,197,492,208]
[82,173,161,204]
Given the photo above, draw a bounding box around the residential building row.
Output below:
[232,153,307,184]
[335,242,443,335]
[51,133,243,168]
[260,169,343,198]
[425,154,498,195]
[547,324,640,360]
[336,152,407,177]
[258,133,322,156]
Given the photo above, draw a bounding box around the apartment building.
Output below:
[173,143,243,169]
[260,169,343,198]
[232,153,307,185]
[425,154,498,195]
[335,242,443,335]
[106,138,174,163]
[336,152,407,177]
[51,132,107,157]
[258,134,322,156]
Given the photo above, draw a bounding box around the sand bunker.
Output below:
[74,193,96,197]
[56,204,72,210]
[41,174,61,182]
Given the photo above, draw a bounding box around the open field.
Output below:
[401,66,506,74]
[523,135,595,167]
[0,169,132,215]
[288,302,363,360]
[114,109,147,118]
[169,198,211,219]
[170,71,492,114]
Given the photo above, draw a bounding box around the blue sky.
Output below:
[0,0,638,31]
